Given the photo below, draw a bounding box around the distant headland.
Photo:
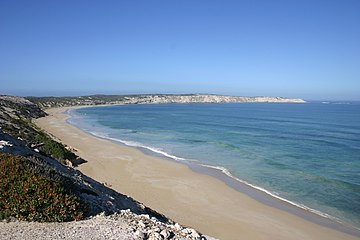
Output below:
[26,94,306,108]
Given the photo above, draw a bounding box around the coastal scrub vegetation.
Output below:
[0,153,86,222]
[34,133,77,164]
[0,96,77,165]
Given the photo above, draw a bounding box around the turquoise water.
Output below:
[69,103,360,228]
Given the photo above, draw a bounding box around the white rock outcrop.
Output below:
[119,94,306,105]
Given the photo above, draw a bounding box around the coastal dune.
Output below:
[35,107,359,240]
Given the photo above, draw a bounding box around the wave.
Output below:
[334,102,351,105]
[198,164,342,222]
[81,129,348,227]
[321,102,351,105]
[88,131,190,162]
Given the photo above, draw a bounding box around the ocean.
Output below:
[68,102,360,229]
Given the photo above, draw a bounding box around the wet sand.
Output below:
[34,106,360,240]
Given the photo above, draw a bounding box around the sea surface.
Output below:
[68,102,360,229]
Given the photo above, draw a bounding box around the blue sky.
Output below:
[1,1,359,100]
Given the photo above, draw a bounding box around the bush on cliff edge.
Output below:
[0,153,86,222]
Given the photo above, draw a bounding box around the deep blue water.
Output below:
[69,102,360,228]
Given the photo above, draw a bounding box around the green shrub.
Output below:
[0,153,86,222]
[34,133,76,163]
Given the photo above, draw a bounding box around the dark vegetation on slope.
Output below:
[34,133,77,164]
[0,153,86,222]
[0,96,86,221]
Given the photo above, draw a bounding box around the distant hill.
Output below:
[26,94,306,108]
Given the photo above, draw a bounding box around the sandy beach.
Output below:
[34,107,359,240]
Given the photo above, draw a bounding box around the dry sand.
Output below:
[34,107,360,240]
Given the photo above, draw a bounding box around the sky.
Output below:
[0,0,359,100]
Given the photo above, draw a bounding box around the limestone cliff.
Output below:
[27,94,306,108]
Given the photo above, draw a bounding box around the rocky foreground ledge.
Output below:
[1,210,215,240]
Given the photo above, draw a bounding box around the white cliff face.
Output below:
[28,94,306,108]
[120,94,306,105]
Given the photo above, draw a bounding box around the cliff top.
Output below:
[26,94,306,109]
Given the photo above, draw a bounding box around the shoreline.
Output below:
[67,107,360,236]
[66,105,360,234]
[66,108,359,235]
[35,106,360,240]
